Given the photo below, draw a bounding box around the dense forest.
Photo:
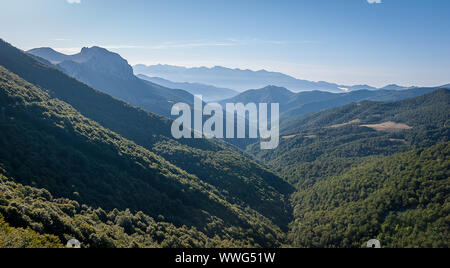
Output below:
[0,39,449,248]
[248,89,450,188]
[0,172,242,248]
[0,39,293,230]
[0,65,287,247]
[288,142,449,248]
[245,88,449,247]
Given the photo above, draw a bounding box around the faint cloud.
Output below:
[367,0,382,3]
[102,41,238,50]
[50,38,316,55]
[67,0,81,4]
[226,38,317,46]
[51,41,236,54]
[252,38,289,45]
[149,42,236,49]
[138,39,315,49]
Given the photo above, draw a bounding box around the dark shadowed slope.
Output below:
[0,172,239,248]
[0,65,290,247]
[1,39,295,246]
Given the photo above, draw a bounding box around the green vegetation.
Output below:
[289,143,450,248]
[0,39,293,232]
[0,39,448,248]
[248,89,450,189]
[0,173,238,248]
[0,65,286,247]
[0,215,62,248]
[246,89,449,247]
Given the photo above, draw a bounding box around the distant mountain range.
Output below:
[379,84,412,91]
[27,47,194,117]
[245,89,450,247]
[137,74,238,102]
[133,64,349,93]
[26,46,449,130]
[220,85,447,119]
[1,38,449,248]
[1,39,293,247]
[133,64,422,93]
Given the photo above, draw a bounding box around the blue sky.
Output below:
[1,0,449,87]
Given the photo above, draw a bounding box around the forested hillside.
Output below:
[0,39,448,248]
[1,39,294,231]
[244,89,449,248]
[0,212,62,248]
[0,172,238,248]
[0,65,289,247]
[281,88,450,134]
[248,89,450,188]
[289,142,450,248]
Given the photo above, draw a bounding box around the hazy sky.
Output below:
[1,0,449,87]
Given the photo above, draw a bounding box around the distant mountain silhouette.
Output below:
[379,84,410,91]
[221,85,443,119]
[342,84,378,91]
[28,47,194,117]
[221,85,296,104]
[27,47,72,63]
[133,64,373,93]
[137,74,238,101]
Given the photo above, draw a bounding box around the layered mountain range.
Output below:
[136,74,238,102]
[0,39,448,248]
[221,85,445,120]
[133,64,422,93]
[27,47,194,117]
[1,39,293,247]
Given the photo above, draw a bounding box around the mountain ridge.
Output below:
[133,64,350,93]
[221,85,445,120]
[27,46,194,117]
[1,39,294,246]
[1,39,449,248]
[244,89,450,247]
[246,88,450,186]
[137,74,238,101]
